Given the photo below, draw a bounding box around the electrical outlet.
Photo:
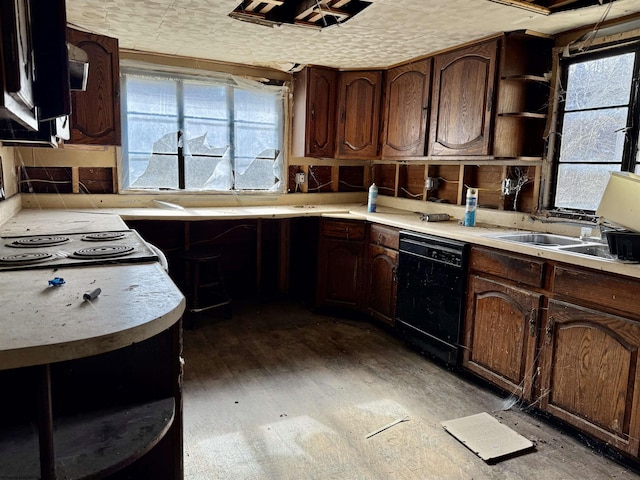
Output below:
[295,172,305,185]
[501,178,515,196]
[425,177,439,191]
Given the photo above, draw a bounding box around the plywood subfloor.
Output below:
[182,300,640,479]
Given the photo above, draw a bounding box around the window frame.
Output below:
[118,66,288,195]
[546,42,640,217]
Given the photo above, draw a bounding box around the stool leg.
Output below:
[216,259,232,318]
[192,262,201,311]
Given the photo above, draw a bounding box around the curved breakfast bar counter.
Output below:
[0,210,186,480]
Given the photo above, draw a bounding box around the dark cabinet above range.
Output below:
[0,0,71,146]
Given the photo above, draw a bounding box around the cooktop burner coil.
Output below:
[71,245,135,259]
[82,232,127,242]
[0,252,53,264]
[7,236,70,248]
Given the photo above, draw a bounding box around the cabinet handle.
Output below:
[487,87,493,112]
[529,308,537,337]
[545,316,555,345]
[346,227,349,241]
[392,266,398,283]
[311,108,315,120]
[377,233,383,245]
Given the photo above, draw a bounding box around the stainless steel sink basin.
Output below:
[558,244,616,260]
[491,233,584,246]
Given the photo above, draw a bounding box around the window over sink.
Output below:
[550,46,640,214]
[119,68,286,193]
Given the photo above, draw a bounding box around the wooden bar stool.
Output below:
[182,246,232,327]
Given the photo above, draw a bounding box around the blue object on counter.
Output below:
[367,183,378,213]
[463,188,478,227]
[48,277,65,287]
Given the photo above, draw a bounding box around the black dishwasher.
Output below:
[395,231,469,367]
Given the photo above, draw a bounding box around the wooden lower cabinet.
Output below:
[463,275,541,400]
[465,246,640,460]
[316,219,365,309]
[538,299,640,456]
[366,224,398,325]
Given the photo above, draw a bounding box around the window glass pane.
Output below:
[184,82,227,119]
[184,133,229,190]
[555,163,620,211]
[558,108,627,163]
[565,53,634,110]
[124,76,179,189]
[233,88,282,190]
[183,82,229,155]
[130,154,179,189]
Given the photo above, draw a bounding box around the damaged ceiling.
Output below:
[65,0,640,72]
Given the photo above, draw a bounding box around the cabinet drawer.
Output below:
[469,247,545,288]
[321,219,365,241]
[369,224,399,250]
[553,266,640,318]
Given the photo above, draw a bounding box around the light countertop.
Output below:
[0,210,185,370]
[2,203,639,371]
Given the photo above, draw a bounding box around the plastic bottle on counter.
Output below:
[367,183,378,213]
[463,188,478,227]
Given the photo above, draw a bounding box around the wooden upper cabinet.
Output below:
[336,70,382,159]
[429,39,498,156]
[67,28,121,145]
[380,59,432,158]
[292,66,337,158]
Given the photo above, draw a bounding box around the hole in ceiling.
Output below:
[488,0,619,15]
[229,0,372,28]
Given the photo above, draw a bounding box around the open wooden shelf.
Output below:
[0,398,175,480]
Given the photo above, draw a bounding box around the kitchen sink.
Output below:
[487,231,618,261]
[490,233,584,246]
[558,244,616,260]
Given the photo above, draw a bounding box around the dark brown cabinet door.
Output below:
[367,244,397,325]
[539,299,640,456]
[336,70,382,159]
[316,219,365,309]
[463,275,541,400]
[292,67,337,158]
[380,59,431,158]
[429,39,498,156]
[307,67,337,157]
[67,28,121,145]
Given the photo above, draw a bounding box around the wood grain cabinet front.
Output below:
[380,59,432,158]
[538,299,640,457]
[464,274,541,401]
[336,70,382,159]
[366,224,399,326]
[316,219,366,309]
[429,39,498,157]
[292,66,338,158]
[67,28,121,145]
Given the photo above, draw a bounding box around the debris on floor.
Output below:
[441,412,534,463]
[365,415,410,439]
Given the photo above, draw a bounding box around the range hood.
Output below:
[67,42,89,91]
